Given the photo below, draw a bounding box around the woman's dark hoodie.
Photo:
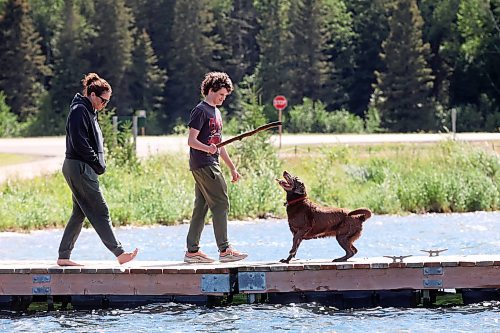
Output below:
[65,93,106,175]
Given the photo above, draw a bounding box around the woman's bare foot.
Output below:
[117,248,139,264]
[57,259,84,266]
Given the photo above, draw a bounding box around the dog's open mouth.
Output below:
[276,171,294,191]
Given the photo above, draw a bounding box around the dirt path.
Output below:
[1,133,498,183]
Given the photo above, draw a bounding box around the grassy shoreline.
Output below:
[0,140,498,232]
[0,153,40,166]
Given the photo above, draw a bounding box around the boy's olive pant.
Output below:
[187,164,230,253]
[58,158,124,259]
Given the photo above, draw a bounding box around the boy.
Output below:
[184,72,248,263]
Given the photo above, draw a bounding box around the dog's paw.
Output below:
[332,258,347,262]
[279,259,290,264]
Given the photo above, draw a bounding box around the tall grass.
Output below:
[288,141,499,214]
[0,173,69,230]
[0,140,497,231]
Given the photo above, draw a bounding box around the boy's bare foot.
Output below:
[117,248,139,264]
[57,259,84,266]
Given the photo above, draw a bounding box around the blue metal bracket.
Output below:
[423,267,443,275]
[238,272,266,292]
[32,287,51,295]
[200,274,230,293]
[33,275,51,283]
[423,279,443,288]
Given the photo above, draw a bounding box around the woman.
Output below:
[57,73,138,266]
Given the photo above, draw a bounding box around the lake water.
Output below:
[0,212,499,332]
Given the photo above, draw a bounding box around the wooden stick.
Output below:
[216,121,282,148]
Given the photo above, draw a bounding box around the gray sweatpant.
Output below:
[187,164,230,252]
[58,158,124,259]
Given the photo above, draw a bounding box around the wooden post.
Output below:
[112,116,118,146]
[132,116,138,153]
[451,108,457,140]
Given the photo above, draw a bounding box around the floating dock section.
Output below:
[0,255,499,310]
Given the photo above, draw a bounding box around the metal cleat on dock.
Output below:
[420,249,448,257]
[383,255,413,263]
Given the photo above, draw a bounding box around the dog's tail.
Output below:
[348,208,372,222]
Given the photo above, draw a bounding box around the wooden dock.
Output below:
[0,255,499,310]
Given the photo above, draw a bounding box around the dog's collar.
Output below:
[285,196,307,207]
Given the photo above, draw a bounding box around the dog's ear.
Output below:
[294,178,306,195]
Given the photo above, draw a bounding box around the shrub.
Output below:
[287,98,324,133]
[287,98,365,133]
[0,91,24,137]
[98,108,139,169]
[324,109,365,133]
[364,106,383,133]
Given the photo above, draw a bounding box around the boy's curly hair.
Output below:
[201,72,233,97]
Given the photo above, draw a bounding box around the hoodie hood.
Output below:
[71,93,95,114]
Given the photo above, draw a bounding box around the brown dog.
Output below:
[276,171,372,263]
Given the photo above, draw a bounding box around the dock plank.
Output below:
[263,267,424,292]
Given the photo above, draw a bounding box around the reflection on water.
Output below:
[0,212,499,332]
[1,301,499,333]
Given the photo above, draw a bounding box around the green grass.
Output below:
[281,141,499,214]
[0,153,38,166]
[434,292,463,307]
[0,140,498,231]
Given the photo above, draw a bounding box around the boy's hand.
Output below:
[207,143,218,154]
[230,168,241,183]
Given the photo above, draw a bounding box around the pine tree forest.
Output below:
[0,0,499,135]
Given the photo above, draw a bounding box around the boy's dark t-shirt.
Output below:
[188,101,223,170]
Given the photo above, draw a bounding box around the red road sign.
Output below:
[273,95,288,110]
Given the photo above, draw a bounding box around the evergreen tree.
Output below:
[28,0,64,66]
[456,0,500,113]
[125,0,175,72]
[88,0,135,115]
[321,0,356,111]
[126,0,174,128]
[419,0,461,108]
[254,0,289,107]
[347,0,389,116]
[166,0,222,127]
[0,0,51,120]
[128,28,167,131]
[372,0,435,132]
[285,0,330,104]
[215,0,260,85]
[46,0,91,134]
[231,73,268,131]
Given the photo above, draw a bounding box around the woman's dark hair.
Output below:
[201,72,233,97]
[82,73,112,97]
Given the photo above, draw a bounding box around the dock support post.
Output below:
[247,294,256,304]
[422,290,437,307]
[47,295,54,311]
